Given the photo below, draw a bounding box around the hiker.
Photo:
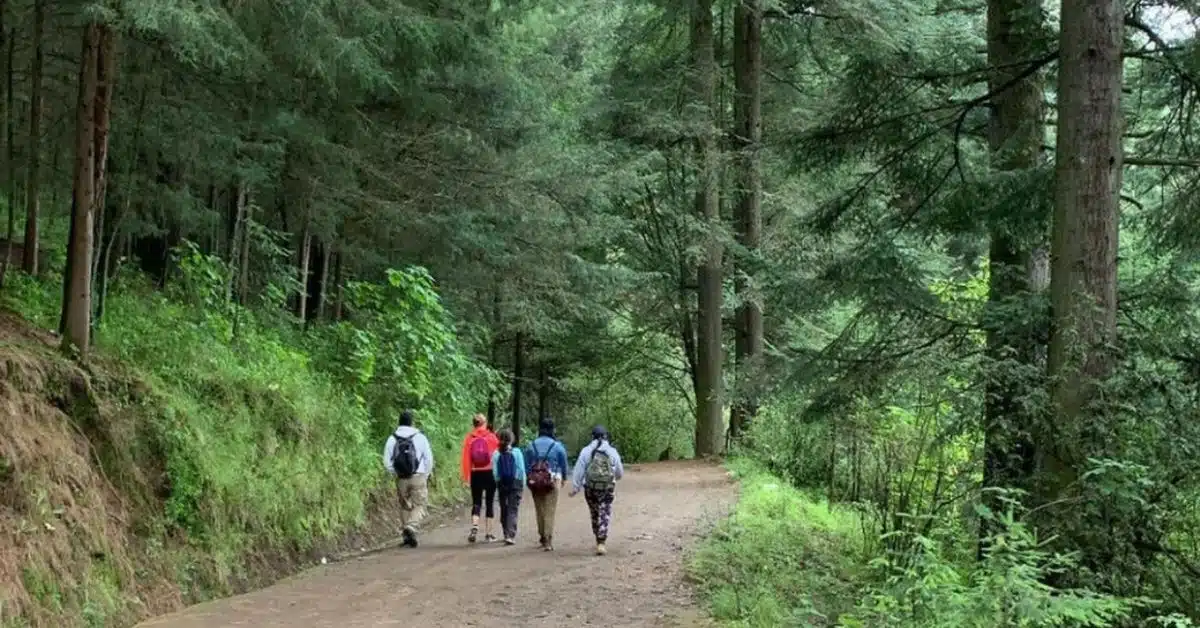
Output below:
[491,428,526,545]
[524,417,570,551]
[460,414,500,543]
[383,409,435,548]
[570,425,624,555]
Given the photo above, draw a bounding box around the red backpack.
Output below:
[469,435,491,468]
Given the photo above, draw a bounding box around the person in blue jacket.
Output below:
[491,428,526,545]
[524,417,570,551]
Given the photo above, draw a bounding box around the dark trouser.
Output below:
[498,482,522,539]
[585,485,615,542]
[470,470,496,518]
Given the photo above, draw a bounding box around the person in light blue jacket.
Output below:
[491,428,526,545]
[570,425,624,555]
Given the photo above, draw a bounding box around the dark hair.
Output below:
[538,417,555,437]
[399,409,414,426]
[498,428,515,451]
[591,425,609,442]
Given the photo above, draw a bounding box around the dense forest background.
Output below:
[2,0,1200,625]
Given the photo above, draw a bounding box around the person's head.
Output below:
[472,413,487,429]
[498,428,515,450]
[591,425,609,443]
[538,417,555,438]
[399,409,414,427]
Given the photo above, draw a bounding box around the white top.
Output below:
[382,425,434,475]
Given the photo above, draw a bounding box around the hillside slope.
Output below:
[0,310,409,627]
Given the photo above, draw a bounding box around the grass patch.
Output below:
[689,458,864,627]
[0,259,488,626]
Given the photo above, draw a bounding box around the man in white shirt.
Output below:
[383,409,435,547]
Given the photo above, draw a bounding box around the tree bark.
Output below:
[730,0,763,441]
[1041,0,1122,512]
[512,331,524,445]
[238,191,251,304]
[332,247,344,320]
[487,287,501,426]
[314,240,331,321]
[61,23,109,354]
[22,0,43,275]
[0,4,12,289]
[226,182,246,303]
[87,25,115,333]
[979,0,1048,537]
[538,366,550,421]
[691,0,725,456]
[296,221,311,322]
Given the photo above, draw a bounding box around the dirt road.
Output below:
[136,460,736,628]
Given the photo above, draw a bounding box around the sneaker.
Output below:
[596,543,606,556]
[484,534,497,543]
[467,526,478,544]
[402,528,418,548]
[504,537,516,546]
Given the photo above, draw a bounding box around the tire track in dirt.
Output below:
[135,460,736,628]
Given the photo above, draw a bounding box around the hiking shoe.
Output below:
[467,526,478,543]
[402,528,418,548]
[596,543,607,556]
[484,534,497,543]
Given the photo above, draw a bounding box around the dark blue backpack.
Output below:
[497,449,518,484]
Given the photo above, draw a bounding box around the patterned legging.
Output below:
[584,486,615,542]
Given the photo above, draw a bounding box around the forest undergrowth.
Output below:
[0,240,690,627]
[691,452,1198,628]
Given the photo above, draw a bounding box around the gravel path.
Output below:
[135,460,736,628]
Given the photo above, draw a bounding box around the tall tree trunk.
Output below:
[22,0,43,275]
[979,0,1048,542]
[512,331,524,445]
[487,288,501,426]
[238,192,251,304]
[61,23,107,353]
[296,221,311,322]
[1040,0,1122,533]
[332,248,344,320]
[691,0,725,456]
[730,0,763,441]
[0,5,12,290]
[538,366,550,421]
[87,24,115,334]
[314,240,331,321]
[226,182,246,303]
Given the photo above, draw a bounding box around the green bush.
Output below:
[1,244,495,598]
[692,461,1191,628]
[689,459,865,627]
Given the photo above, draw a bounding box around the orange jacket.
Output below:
[461,426,500,481]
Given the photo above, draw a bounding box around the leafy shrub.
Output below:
[689,459,865,627]
[1,243,496,599]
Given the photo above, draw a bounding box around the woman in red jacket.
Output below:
[460,414,500,543]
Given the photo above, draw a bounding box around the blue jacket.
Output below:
[492,448,527,483]
[525,436,569,480]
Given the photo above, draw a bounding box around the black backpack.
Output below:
[391,432,420,479]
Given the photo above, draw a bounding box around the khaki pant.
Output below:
[532,486,559,543]
[395,473,429,534]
